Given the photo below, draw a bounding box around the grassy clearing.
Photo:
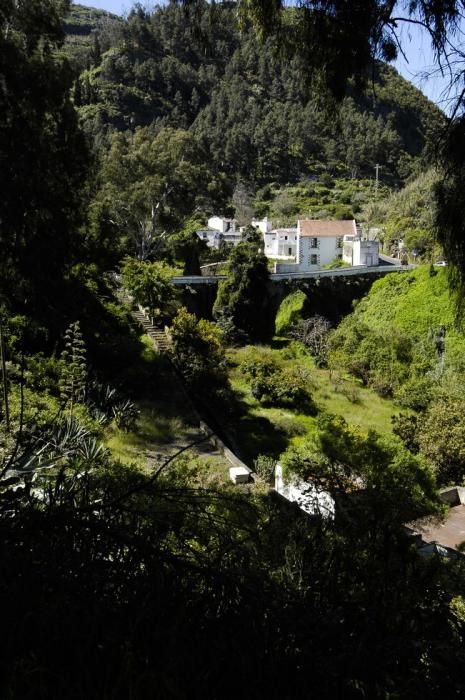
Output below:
[311,368,400,432]
[105,400,188,466]
[105,335,231,475]
[227,343,400,462]
[105,396,231,474]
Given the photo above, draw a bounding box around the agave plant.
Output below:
[112,399,139,431]
[78,436,108,463]
[44,416,92,458]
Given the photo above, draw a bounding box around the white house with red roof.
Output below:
[274,219,379,272]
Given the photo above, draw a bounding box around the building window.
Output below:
[284,235,288,240]
[288,247,292,256]
[337,237,343,248]
[310,237,318,249]
[310,254,318,265]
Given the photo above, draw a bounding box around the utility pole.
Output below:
[375,163,380,193]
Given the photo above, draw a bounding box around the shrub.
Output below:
[170,307,229,398]
[394,376,435,411]
[418,396,465,485]
[253,454,277,483]
[242,358,315,411]
[290,315,331,365]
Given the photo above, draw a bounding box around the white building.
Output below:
[207,216,237,234]
[342,234,379,266]
[263,228,298,259]
[196,216,241,249]
[275,219,357,273]
[274,464,335,519]
[251,217,273,234]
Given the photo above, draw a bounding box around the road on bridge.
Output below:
[171,263,415,286]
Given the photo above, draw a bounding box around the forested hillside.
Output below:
[67,3,444,185]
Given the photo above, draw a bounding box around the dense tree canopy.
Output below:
[0,0,90,322]
[65,2,444,187]
[94,126,230,262]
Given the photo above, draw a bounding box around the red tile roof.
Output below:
[298,219,357,237]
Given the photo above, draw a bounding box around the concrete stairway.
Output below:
[132,307,171,353]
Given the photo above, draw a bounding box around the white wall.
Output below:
[344,240,380,266]
[263,229,297,258]
[252,217,272,233]
[207,216,236,233]
[354,240,379,266]
[297,236,340,270]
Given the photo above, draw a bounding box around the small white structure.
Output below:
[275,219,356,273]
[196,216,241,249]
[229,466,251,484]
[274,464,335,518]
[251,217,273,234]
[207,216,237,234]
[263,228,298,259]
[342,234,379,267]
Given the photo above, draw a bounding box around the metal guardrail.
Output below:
[171,264,415,285]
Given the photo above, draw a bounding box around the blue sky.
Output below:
[77,0,127,12]
[74,0,461,112]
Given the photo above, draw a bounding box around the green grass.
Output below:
[226,343,399,462]
[105,336,231,474]
[105,400,188,466]
[311,368,400,433]
[105,396,232,474]
[275,290,307,335]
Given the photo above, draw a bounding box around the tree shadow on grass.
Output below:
[235,412,289,463]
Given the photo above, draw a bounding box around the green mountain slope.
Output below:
[328,266,465,402]
[65,2,445,185]
[63,3,122,70]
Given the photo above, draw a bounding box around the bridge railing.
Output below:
[172,264,415,285]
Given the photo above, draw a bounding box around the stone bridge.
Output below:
[172,261,414,287]
[172,261,415,322]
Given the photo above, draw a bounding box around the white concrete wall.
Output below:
[252,217,272,233]
[207,216,236,233]
[263,230,297,258]
[354,240,379,266]
[197,230,220,248]
[298,236,340,270]
[344,240,380,266]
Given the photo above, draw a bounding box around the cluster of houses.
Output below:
[197,216,379,271]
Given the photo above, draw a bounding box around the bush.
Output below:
[253,454,277,483]
[418,396,465,485]
[394,376,435,411]
[319,173,335,188]
[170,307,229,398]
[242,358,315,411]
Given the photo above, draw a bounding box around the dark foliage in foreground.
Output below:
[1,425,465,699]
